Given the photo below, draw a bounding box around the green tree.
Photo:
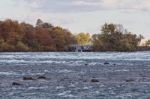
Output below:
[92,23,143,51]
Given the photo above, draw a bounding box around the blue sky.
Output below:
[0,0,150,38]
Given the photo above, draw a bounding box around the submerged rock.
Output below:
[91,79,99,82]
[12,82,21,86]
[125,78,135,82]
[104,62,110,65]
[37,76,47,80]
[23,76,35,80]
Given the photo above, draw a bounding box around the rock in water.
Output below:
[37,76,47,80]
[125,78,135,82]
[23,76,34,80]
[91,79,99,82]
[104,62,110,65]
[12,82,21,86]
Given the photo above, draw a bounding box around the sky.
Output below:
[0,0,150,38]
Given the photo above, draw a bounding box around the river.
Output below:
[0,52,150,99]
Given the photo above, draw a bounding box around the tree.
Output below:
[92,23,143,51]
[36,19,53,30]
[35,27,55,51]
[0,19,22,41]
[36,19,44,27]
[0,42,15,51]
[21,22,37,50]
[75,33,91,45]
[6,32,20,45]
[145,40,150,46]
[16,41,29,51]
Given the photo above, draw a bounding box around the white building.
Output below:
[69,44,92,52]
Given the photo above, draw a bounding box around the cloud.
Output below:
[19,0,150,13]
[21,0,102,12]
[9,0,150,39]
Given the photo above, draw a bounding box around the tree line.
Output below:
[92,23,143,51]
[0,19,77,51]
[0,19,143,52]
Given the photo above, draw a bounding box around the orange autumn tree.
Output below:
[0,19,76,52]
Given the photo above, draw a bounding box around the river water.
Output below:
[0,52,150,99]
